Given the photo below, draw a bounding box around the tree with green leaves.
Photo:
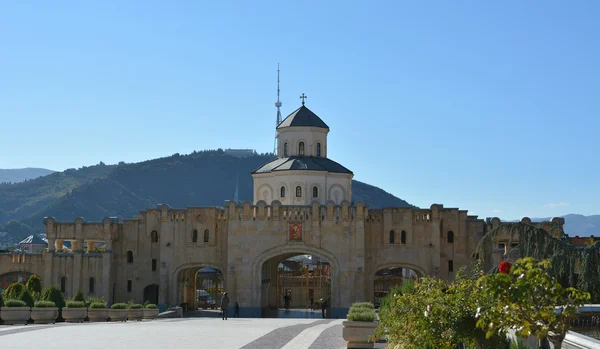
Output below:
[4,282,25,300]
[19,287,34,307]
[475,257,590,349]
[26,274,43,298]
[42,285,66,311]
[72,288,84,302]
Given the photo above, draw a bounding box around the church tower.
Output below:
[252,94,353,205]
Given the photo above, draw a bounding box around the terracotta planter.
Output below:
[87,308,109,322]
[110,309,128,322]
[62,307,88,323]
[143,308,159,320]
[128,308,143,321]
[342,321,379,349]
[31,307,58,324]
[0,307,31,325]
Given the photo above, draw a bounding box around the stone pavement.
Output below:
[0,317,387,349]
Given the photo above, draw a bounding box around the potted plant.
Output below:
[128,303,143,321]
[110,303,128,322]
[0,299,31,325]
[88,302,109,322]
[343,302,378,349]
[143,304,159,320]
[30,300,58,324]
[62,301,87,323]
[42,285,65,320]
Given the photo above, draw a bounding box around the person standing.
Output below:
[234,301,240,318]
[321,298,327,318]
[221,292,230,320]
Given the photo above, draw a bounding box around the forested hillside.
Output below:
[0,150,414,242]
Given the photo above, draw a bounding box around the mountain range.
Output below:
[0,150,414,243]
[0,168,56,183]
[1,152,597,243]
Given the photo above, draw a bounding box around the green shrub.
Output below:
[111,303,128,309]
[129,304,143,309]
[4,299,27,307]
[347,309,375,322]
[85,296,105,307]
[34,300,56,308]
[72,288,84,302]
[350,302,374,310]
[145,304,158,309]
[19,288,35,307]
[42,285,66,310]
[90,302,108,309]
[4,282,25,299]
[26,275,43,295]
[66,301,86,308]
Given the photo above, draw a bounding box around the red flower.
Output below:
[499,261,511,274]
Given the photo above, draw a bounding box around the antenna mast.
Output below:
[274,64,282,155]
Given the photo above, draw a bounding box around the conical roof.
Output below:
[277,105,329,129]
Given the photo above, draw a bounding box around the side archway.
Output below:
[169,262,225,308]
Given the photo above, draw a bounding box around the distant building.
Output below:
[19,234,48,253]
[570,235,600,246]
[224,149,257,158]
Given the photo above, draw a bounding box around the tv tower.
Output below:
[274,64,282,155]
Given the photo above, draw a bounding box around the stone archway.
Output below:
[143,284,159,305]
[251,245,341,317]
[170,263,224,310]
[369,263,425,307]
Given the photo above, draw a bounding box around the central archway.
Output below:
[251,245,341,318]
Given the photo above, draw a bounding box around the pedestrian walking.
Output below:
[234,301,240,318]
[321,298,327,318]
[221,292,230,320]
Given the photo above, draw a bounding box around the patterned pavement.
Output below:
[0,317,386,349]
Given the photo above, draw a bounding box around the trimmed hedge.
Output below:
[90,302,108,309]
[4,299,27,307]
[72,288,85,302]
[145,304,158,309]
[347,302,376,322]
[111,303,128,309]
[42,285,66,310]
[4,283,25,300]
[129,304,143,309]
[66,301,86,308]
[19,288,35,307]
[26,275,43,295]
[347,309,375,322]
[34,300,56,308]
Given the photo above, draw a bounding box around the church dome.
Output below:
[277,105,329,129]
[252,156,352,174]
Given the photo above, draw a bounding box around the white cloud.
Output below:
[543,202,569,208]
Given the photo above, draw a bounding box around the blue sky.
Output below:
[1,1,599,220]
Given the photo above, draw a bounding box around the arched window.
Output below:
[299,142,305,156]
[447,231,454,243]
[60,276,66,293]
[127,250,134,264]
[280,186,286,198]
[283,143,288,157]
[312,186,318,198]
[151,231,158,243]
[89,277,95,294]
[316,143,321,157]
[296,186,302,197]
[192,229,198,243]
[401,230,407,244]
[203,230,209,243]
[389,231,395,244]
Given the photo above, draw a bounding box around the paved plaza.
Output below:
[0,316,386,349]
